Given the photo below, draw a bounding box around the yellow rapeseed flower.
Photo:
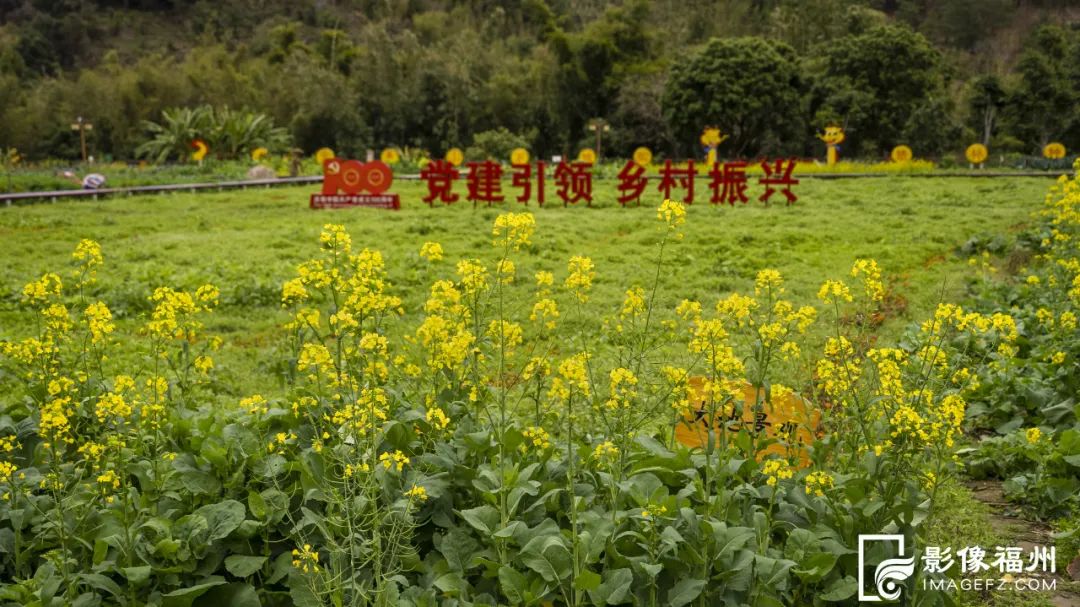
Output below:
[379,450,409,472]
[425,407,450,430]
[762,459,793,487]
[320,224,351,254]
[804,471,834,497]
[817,280,853,305]
[291,544,321,573]
[84,302,114,343]
[657,199,686,237]
[530,298,559,330]
[419,241,444,262]
[850,259,885,302]
[1025,427,1042,444]
[522,426,552,451]
[405,484,429,502]
[565,256,595,303]
[754,269,783,296]
[621,286,646,319]
[457,259,489,295]
[492,212,536,250]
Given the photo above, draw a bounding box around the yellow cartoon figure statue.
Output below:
[817,125,845,167]
[700,127,729,166]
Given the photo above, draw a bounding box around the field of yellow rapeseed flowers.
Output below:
[0,171,1078,606]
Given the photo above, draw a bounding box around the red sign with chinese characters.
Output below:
[422,160,592,207]
[419,158,799,207]
[310,158,401,210]
[617,159,800,207]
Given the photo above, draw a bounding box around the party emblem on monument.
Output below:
[310,158,401,210]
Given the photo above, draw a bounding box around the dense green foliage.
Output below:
[0,176,1069,606]
[0,1,1078,162]
[662,38,802,156]
[136,106,292,163]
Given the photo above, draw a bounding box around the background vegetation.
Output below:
[0,1,1078,163]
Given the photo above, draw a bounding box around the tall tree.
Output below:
[662,36,803,157]
[967,75,1006,147]
[1005,25,1077,151]
[811,24,948,156]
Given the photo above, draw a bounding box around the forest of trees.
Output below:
[0,0,1078,161]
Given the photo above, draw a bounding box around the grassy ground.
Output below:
[927,481,1080,607]
[0,177,1052,398]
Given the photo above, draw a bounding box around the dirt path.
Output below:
[967,480,1080,607]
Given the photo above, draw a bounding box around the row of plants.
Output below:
[954,168,1080,539]
[0,178,1075,605]
[0,158,328,194]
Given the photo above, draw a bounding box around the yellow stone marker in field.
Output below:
[674,376,819,468]
[445,147,464,167]
[890,145,913,163]
[381,148,401,164]
[1043,142,1066,160]
[510,147,530,165]
[633,146,652,167]
[315,147,335,165]
[965,143,988,166]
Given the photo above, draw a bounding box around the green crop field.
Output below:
[0,178,1049,378]
[4,175,1079,607]
[0,177,1052,404]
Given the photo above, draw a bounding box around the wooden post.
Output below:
[70,117,93,164]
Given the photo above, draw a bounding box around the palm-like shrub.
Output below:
[135,106,212,163]
[136,105,292,162]
[210,108,291,160]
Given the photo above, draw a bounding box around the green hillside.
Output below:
[0,0,1078,161]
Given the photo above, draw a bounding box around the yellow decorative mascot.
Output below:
[817,125,845,167]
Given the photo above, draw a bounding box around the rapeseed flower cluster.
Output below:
[850,258,885,302]
[425,407,450,430]
[1026,427,1042,444]
[816,336,861,399]
[549,353,591,402]
[492,212,536,250]
[605,367,638,410]
[22,272,63,306]
[530,297,559,330]
[804,471,834,497]
[762,459,794,487]
[292,544,321,573]
[486,320,524,352]
[146,285,218,342]
[522,426,552,451]
[84,301,114,343]
[662,366,692,415]
[593,440,618,461]
[379,450,409,472]
[457,259,489,295]
[419,241,444,262]
[71,239,103,286]
[688,319,743,376]
[657,199,686,239]
[404,484,429,502]
[817,280,853,305]
[565,256,595,303]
